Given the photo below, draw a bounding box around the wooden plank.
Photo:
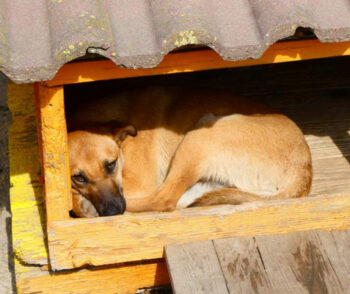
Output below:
[16,260,169,294]
[213,237,272,294]
[316,230,350,290]
[36,84,71,223]
[45,40,350,87]
[166,240,228,294]
[8,82,48,265]
[255,231,344,293]
[47,194,350,270]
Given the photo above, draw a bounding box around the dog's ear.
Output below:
[75,121,137,144]
[112,125,137,145]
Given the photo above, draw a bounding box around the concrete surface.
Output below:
[0,73,16,293]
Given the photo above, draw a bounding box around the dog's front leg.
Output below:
[126,174,199,212]
[127,173,199,212]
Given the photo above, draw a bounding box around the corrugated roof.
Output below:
[1,0,350,83]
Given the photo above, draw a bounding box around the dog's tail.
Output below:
[189,170,312,207]
[188,188,263,207]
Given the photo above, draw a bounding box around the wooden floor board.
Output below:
[213,237,272,294]
[316,230,350,291]
[165,240,229,294]
[255,231,344,294]
[309,157,350,196]
[166,230,350,294]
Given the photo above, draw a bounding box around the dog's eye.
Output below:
[72,174,88,184]
[105,160,117,174]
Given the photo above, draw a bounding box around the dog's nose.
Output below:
[101,196,126,216]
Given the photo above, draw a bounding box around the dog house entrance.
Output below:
[35,45,350,270]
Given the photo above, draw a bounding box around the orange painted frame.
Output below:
[36,39,350,271]
[45,39,350,87]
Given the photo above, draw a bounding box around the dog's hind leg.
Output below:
[126,145,203,212]
[126,112,312,212]
[126,114,220,212]
[189,177,311,207]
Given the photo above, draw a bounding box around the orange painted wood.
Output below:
[45,39,350,87]
[36,85,71,222]
[17,260,169,294]
[48,194,350,270]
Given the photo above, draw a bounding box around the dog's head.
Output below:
[68,123,137,217]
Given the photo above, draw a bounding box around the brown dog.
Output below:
[68,87,312,217]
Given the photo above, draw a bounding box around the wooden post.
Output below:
[36,84,71,223]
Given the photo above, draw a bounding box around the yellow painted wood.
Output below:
[48,194,350,270]
[45,39,350,87]
[37,85,71,223]
[17,260,170,294]
[8,82,48,266]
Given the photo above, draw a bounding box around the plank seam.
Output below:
[255,237,267,271]
[315,231,346,292]
[212,239,232,294]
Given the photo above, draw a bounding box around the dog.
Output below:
[67,87,312,217]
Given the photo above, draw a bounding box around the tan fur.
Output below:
[68,87,312,216]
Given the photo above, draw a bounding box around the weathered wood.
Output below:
[255,231,344,293]
[166,240,228,294]
[316,230,350,290]
[37,84,71,223]
[48,194,350,270]
[8,82,48,265]
[46,40,350,86]
[167,230,350,294]
[213,237,272,294]
[16,260,169,294]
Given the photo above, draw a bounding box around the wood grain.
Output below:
[45,39,350,87]
[8,82,48,265]
[166,230,350,294]
[316,230,350,291]
[214,237,272,294]
[255,231,344,293]
[37,84,71,223]
[17,260,169,294]
[166,240,228,294]
[48,194,350,270]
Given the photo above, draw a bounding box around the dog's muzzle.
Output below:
[100,196,126,216]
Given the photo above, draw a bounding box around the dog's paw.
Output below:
[72,191,99,218]
[80,199,99,218]
[157,201,177,212]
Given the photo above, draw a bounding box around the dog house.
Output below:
[3,1,350,293]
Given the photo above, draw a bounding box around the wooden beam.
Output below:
[17,260,169,294]
[48,194,350,270]
[36,84,71,223]
[45,39,350,87]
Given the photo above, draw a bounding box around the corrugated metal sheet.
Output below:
[1,0,350,83]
